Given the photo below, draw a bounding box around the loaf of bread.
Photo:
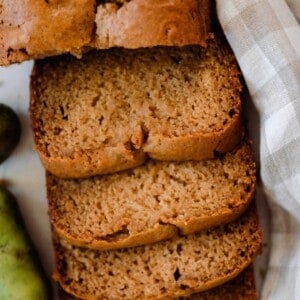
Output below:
[30,35,243,178]
[53,203,262,299]
[48,142,256,250]
[0,0,212,66]
[58,266,257,299]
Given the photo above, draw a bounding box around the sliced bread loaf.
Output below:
[58,265,257,299]
[48,142,256,250]
[53,203,262,300]
[0,0,212,66]
[30,35,243,178]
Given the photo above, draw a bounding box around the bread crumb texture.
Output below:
[53,204,262,299]
[30,36,243,178]
[58,266,257,299]
[48,143,256,249]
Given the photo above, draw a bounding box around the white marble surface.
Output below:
[0,61,270,299]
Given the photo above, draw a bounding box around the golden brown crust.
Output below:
[37,145,146,179]
[94,0,213,49]
[52,222,179,251]
[145,114,244,162]
[0,0,95,65]
[0,0,212,66]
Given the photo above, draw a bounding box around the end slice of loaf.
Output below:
[58,265,257,299]
[0,0,212,66]
[53,203,262,300]
[30,35,243,178]
[48,142,256,250]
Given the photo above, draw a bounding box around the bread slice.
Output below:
[30,35,244,178]
[52,203,262,299]
[0,0,212,66]
[48,142,256,250]
[58,266,257,299]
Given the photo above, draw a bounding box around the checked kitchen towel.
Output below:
[217,0,300,299]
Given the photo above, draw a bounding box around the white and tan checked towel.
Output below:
[217,0,300,299]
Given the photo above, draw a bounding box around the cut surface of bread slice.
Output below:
[58,265,257,299]
[0,0,212,66]
[30,35,243,178]
[48,142,256,250]
[53,204,262,300]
